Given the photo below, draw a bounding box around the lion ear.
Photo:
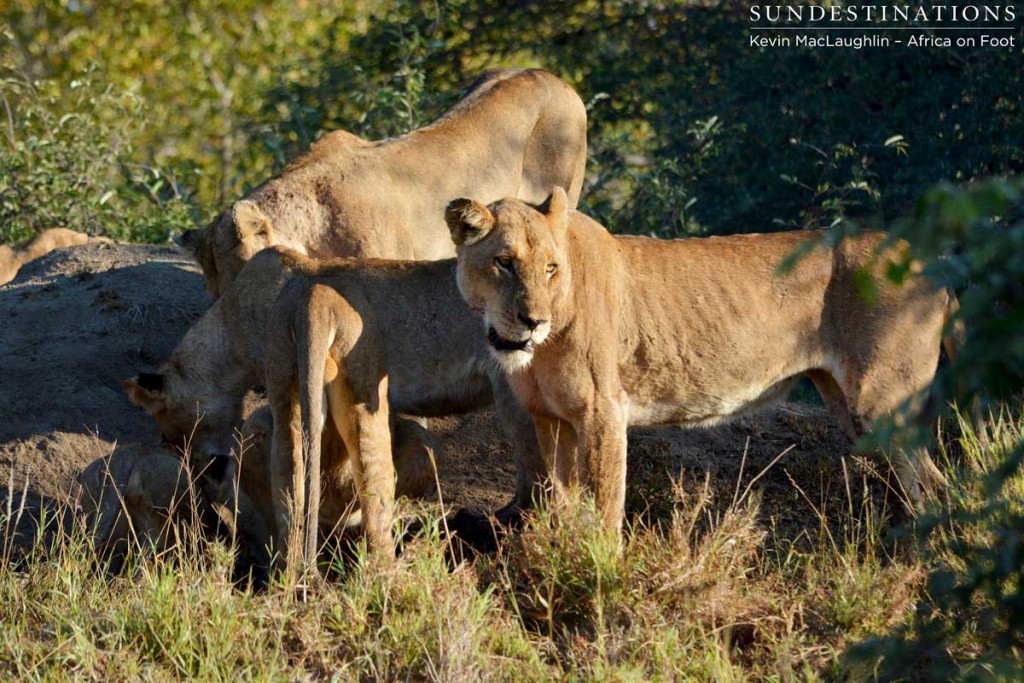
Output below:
[232,200,274,248]
[541,187,570,242]
[124,373,168,415]
[175,229,197,252]
[125,466,146,505]
[445,198,495,247]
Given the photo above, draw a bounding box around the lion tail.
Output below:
[295,294,333,573]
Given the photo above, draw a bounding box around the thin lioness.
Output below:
[182,68,588,299]
[265,253,542,572]
[446,189,954,535]
[124,247,434,467]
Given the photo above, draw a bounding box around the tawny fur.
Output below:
[448,189,954,535]
[181,68,588,299]
[124,248,300,457]
[123,249,444,568]
[77,443,212,574]
[0,228,105,285]
[264,253,543,573]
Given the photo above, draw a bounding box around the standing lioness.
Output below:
[183,68,588,299]
[264,256,543,572]
[446,189,953,534]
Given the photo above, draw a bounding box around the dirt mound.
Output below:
[0,243,208,499]
[0,242,866,556]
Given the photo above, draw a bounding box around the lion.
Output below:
[122,246,446,523]
[180,68,588,299]
[263,252,543,572]
[123,247,537,571]
[77,443,212,575]
[445,188,957,535]
[124,247,300,460]
[0,228,105,285]
[79,406,439,583]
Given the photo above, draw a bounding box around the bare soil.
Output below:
[0,243,874,556]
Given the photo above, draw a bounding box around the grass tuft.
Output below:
[0,405,1021,679]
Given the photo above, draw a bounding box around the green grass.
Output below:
[1,407,1021,681]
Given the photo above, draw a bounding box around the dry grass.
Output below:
[0,407,1020,681]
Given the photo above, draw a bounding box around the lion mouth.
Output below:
[487,327,534,353]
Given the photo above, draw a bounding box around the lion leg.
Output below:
[200,457,273,589]
[890,443,947,509]
[234,407,278,536]
[268,373,304,578]
[828,361,946,514]
[493,377,547,520]
[810,368,911,510]
[807,369,859,442]
[227,409,277,587]
[533,414,579,516]
[392,415,442,500]
[325,356,395,558]
[576,398,628,537]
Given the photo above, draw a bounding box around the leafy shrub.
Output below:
[840,178,1024,677]
[0,70,196,245]
[257,7,458,166]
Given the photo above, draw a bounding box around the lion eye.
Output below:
[495,255,514,271]
[546,263,557,278]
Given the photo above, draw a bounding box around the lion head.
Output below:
[77,446,198,571]
[445,187,572,373]
[179,199,275,299]
[125,247,302,459]
[124,368,246,459]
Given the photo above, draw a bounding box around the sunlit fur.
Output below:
[450,191,570,374]
[262,251,544,572]
[125,248,298,457]
[450,188,958,537]
[1,228,105,286]
[180,68,588,299]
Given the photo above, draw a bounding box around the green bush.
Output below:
[7,2,1021,244]
[841,178,1024,678]
[0,71,196,244]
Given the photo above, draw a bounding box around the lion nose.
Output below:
[518,313,547,330]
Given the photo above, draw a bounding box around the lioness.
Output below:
[80,406,438,582]
[181,68,588,299]
[446,189,954,534]
[0,228,106,285]
[124,247,299,458]
[264,253,542,571]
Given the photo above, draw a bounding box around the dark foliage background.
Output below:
[3,1,1022,242]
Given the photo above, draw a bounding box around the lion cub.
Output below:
[446,188,955,535]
